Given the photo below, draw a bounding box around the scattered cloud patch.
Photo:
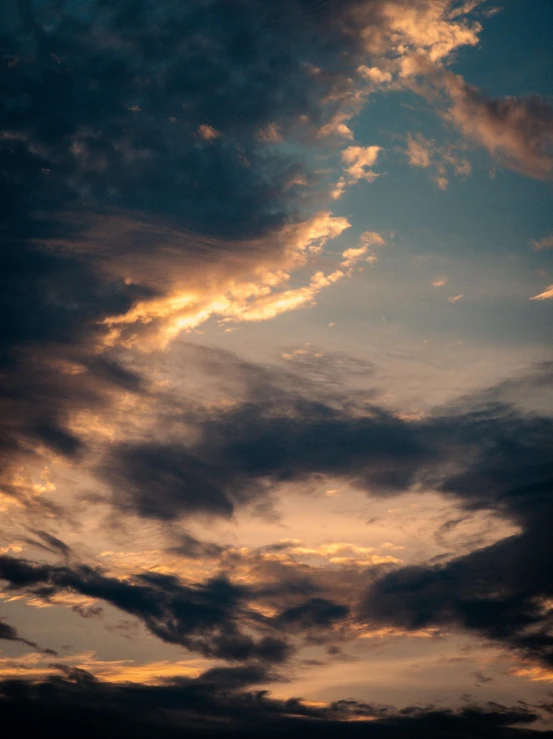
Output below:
[531,233,553,251]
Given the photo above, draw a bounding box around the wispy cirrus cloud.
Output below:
[531,233,553,251]
[530,285,553,301]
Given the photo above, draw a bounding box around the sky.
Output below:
[1,1,553,737]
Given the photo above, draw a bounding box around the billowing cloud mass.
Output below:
[1,0,553,737]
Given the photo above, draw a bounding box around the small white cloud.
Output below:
[448,294,464,304]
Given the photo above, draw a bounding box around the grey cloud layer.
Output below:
[96,353,553,665]
[0,554,291,663]
[0,0,372,500]
[3,0,550,507]
[2,0,553,732]
[0,670,547,739]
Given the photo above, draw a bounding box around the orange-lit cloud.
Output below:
[380,1,482,66]
[530,284,553,301]
[440,71,553,179]
[405,133,471,189]
[101,212,357,348]
[332,146,382,199]
[0,650,209,684]
[509,666,553,683]
[357,65,392,86]
[196,124,221,141]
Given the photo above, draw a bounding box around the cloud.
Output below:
[87,353,553,666]
[276,597,349,630]
[0,618,53,653]
[405,133,471,189]
[0,554,291,663]
[20,530,72,560]
[0,671,545,739]
[406,134,433,169]
[1,1,552,729]
[360,372,553,666]
[379,0,483,66]
[357,65,392,85]
[0,0,495,509]
[440,72,553,179]
[98,211,354,348]
[102,443,235,520]
[531,233,553,251]
[1,0,387,506]
[530,285,553,301]
[339,231,385,266]
[197,124,222,141]
[332,145,381,198]
[98,380,431,522]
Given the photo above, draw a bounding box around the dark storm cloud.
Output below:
[101,395,432,519]
[0,0,375,506]
[0,554,290,663]
[0,671,546,739]
[0,618,41,651]
[98,353,553,664]
[0,0,372,291]
[363,528,553,661]
[0,617,57,655]
[2,0,553,727]
[1,0,353,243]
[0,345,145,507]
[276,598,349,629]
[103,443,235,520]
[354,368,553,665]
[167,533,226,560]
